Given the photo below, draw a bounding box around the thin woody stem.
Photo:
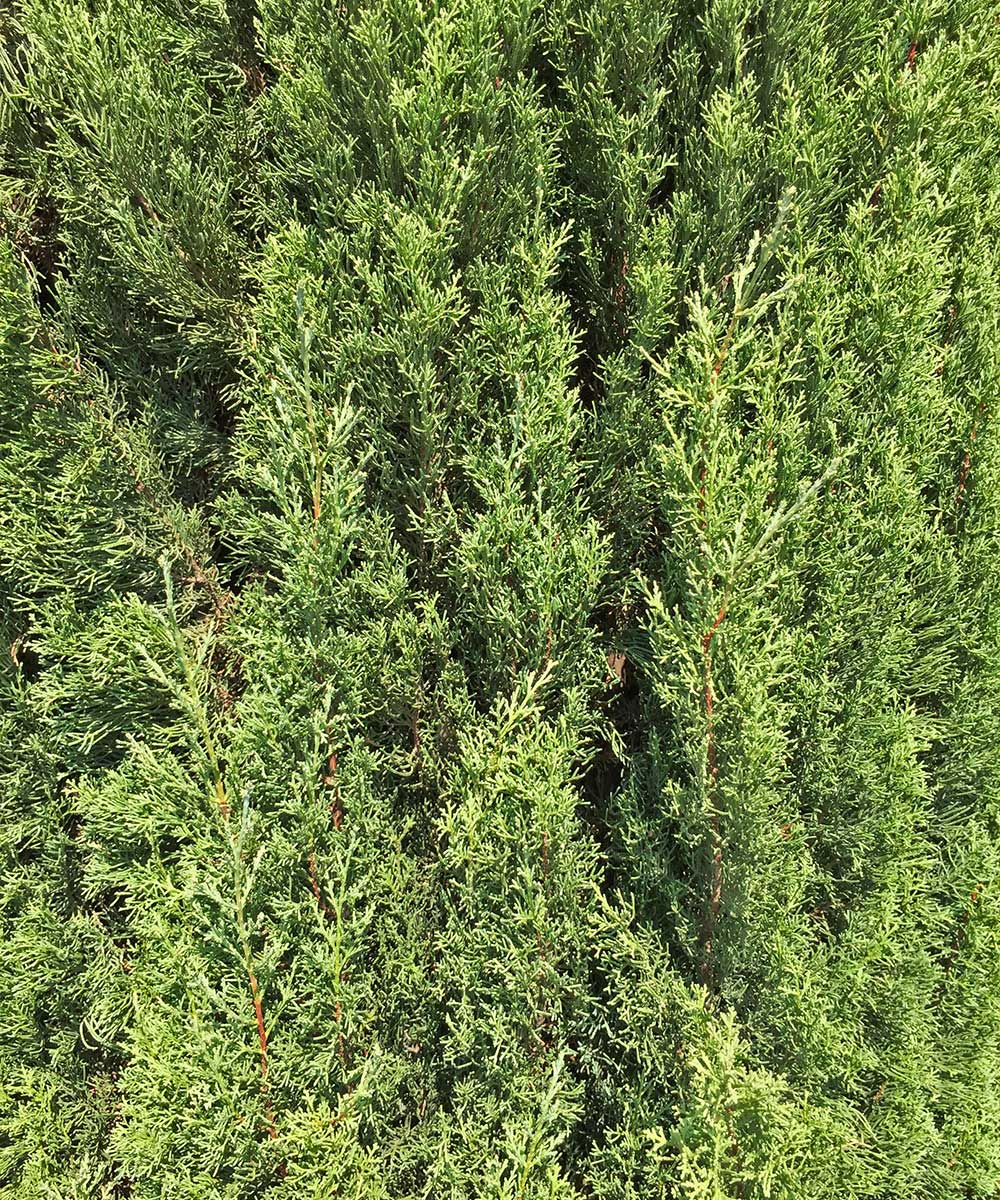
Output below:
[700,601,728,990]
[246,964,277,1139]
[173,618,280,1142]
[955,397,987,513]
[711,307,740,382]
[308,849,335,919]
[306,850,345,1065]
[697,296,738,989]
[232,849,279,1141]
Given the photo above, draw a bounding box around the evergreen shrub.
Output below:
[1,1,999,1196]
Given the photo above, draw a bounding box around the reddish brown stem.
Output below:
[308,850,336,921]
[247,967,277,1139]
[694,315,741,990]
[700,602,728,990]
[133,192,162,224]
[711,310,738,382]
[955,397,988,512]
[702,603,728,657]
[324,751,343,829]
[335,999,346,1066]
[307,848,348,1066]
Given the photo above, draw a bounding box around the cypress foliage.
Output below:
[1,2,999,1197]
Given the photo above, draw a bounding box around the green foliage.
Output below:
[2,0,999,1196]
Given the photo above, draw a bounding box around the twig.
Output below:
[308,850,335,920]
[247,964,278,1139]
[955,396,987,513]
[700,602,728,990]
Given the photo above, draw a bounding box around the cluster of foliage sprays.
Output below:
[2,0,999,1196]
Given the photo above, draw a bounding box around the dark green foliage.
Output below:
[2,1,999,1196]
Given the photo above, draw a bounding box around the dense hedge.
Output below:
[2,2,999,1196]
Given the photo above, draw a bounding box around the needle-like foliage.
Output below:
[2,1,999,1196]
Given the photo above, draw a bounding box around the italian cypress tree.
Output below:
[1,1,999,1197]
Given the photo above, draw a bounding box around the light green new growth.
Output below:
[1,1,999,1197]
